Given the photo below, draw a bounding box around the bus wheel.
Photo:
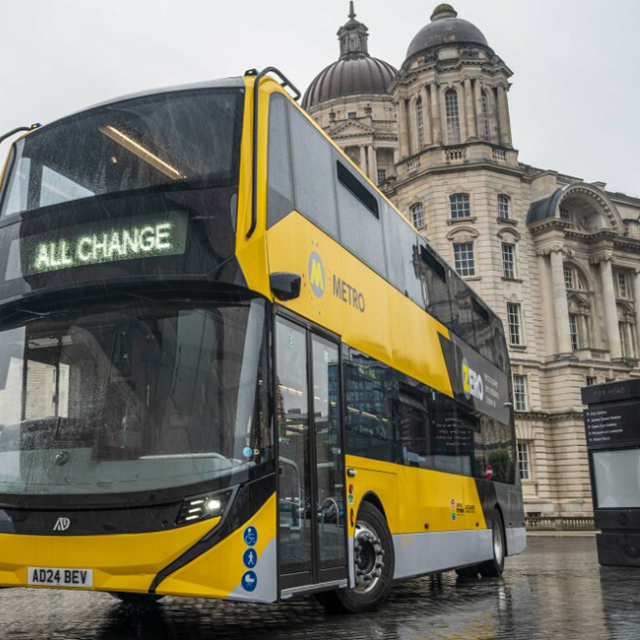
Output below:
[109,592,165,607]
[479,511,505,578]
[316,502,394,614]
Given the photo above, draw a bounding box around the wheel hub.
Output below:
[353,521,385,593]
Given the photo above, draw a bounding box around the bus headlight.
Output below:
[177,490,233,526]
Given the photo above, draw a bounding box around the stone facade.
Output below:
[304,3,640,518]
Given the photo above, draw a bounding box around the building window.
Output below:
[569,313,580,350]
[410,202,424,229]
[560,206,571,220]
[517,442,530,479]
[450,193,471,219]
[513,375,527,411]
[507,303,522,346]
[498,194,511,220]
[348,112,357,120]
[620,322,629,358]
[502,243,516,279]
[481,91,490,138]
[453,243,475,277]
[416,98,425,149]
[445,89,460,144]
[586,376,597,387]
[377,169,387,185]
[564,264,585,291]
[617,272,629,299]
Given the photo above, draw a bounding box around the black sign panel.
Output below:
[584,401,640,450]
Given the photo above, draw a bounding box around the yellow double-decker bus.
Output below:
[0,68,525,612]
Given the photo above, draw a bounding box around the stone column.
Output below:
[457,85,467,143]
[473,79,485,139]
[464,79,476,140]
[497,85,512,147]
[397,98,408,159]
[549,248,573,355]
[634,269,640,351]
[429,83,441,144]
[487,86,500,143]
[421,85,432,146]
[598,256,622,359]
[409,96,419,154]
[359,145,367,174]
[367,145,377,183]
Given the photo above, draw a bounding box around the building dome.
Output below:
[405,4,490,62]
[302,2,397,111]
[302,56,397,110]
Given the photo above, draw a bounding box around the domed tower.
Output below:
[389,3,517,173]
[302,3,398,185]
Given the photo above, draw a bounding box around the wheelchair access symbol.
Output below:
[242,570,257,592]
[243,526,258,547]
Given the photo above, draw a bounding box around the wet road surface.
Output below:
[1,537,639,640]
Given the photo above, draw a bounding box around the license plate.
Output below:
[28,567,93,588]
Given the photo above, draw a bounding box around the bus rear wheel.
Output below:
[316,501,394,614]
[478,511,505,578]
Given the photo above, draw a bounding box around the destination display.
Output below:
[584,400,640,450]
[5,211,189,280]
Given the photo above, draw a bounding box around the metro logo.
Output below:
[462,358,484,401]
[308,251,325,298]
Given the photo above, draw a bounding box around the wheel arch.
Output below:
[359,491,387,521]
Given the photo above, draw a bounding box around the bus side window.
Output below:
[420,245,452,328]
[343,348,397,463]
[482,418,515,483]
[380,200,406,295]
[397,385,430,468]
[267,94,295,229]
[288,106,339,239]
[334,152,387,279]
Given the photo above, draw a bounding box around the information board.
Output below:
[584,401,640,450]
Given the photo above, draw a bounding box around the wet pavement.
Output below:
[1,537,639,640]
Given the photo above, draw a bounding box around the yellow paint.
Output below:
[346,455,487,534]
[157,493,277,599]
[266,212,453,398]
[0,517,220,593]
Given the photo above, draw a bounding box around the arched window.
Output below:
[416,98,425,149]
[617,303,637,358]
[498,194,511,220]
[481,91,490,138]
[410,202,424,229]
[445,90,460,144]
[563,264,586,292]
[450,193,470,219]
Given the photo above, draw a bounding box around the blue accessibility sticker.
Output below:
[243,446,253,459]
[243,526,258,547]
[241,570,257,592]
[243,548,258,568]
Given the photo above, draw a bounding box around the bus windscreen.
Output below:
[0,88,243,218]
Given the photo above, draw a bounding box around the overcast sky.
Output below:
[1,0,638,196]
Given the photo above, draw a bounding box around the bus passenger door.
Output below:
[275,317,348,593]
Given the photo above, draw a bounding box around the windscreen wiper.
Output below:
[0,124,41,145]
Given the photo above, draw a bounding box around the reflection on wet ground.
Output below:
[2,537,639,640]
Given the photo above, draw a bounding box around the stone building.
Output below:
[303,3,640,520]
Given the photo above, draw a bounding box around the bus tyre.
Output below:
[316,502,394,614]
[109,592,165,607]
[479,511,505,578]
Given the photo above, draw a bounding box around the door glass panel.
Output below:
[276,319,312,575]
[312,336,346,569]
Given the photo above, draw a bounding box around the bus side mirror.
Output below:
[270,273,301,301]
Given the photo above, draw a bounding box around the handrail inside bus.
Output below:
[0,123,41,145]
[244,67,301,239]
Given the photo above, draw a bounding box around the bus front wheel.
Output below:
[478,511,505,578]
[316,501,395,614]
